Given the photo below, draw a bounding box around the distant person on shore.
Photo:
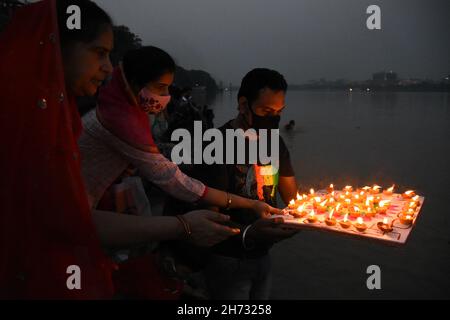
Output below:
[284,120,296,131]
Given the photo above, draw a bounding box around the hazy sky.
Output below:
[95,0,450,85]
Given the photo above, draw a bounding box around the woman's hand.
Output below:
[182,210,240,247]
[251,200,283,218]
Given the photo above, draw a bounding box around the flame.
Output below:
[357,217,364,225]
[296,193,301,201]
[367,207,373,213]
[297,204,305,212]
[336,203,342,211]
[343,213,349,222]
[314,197,322,203]
[405,190,414,196]
[383,218,388,225]
[309,210,315,217]
[328,209,335,219]
[345,199,351,204]
[344,185,352,191]
[345,191,350,197]
[359,191,365,196]
[329,198,335,203]
[362,186,371,191]
[310,188,315,195]
[408,208,415,214]
[379,200,390,207]
[412,195,419,201]
[367,196,374,202]
[302,194,307,199]
[320,199,328,207]
[329,184,334,189]
[372,185,381,190]
[354,195,360,200]
[406,215,412,220]
[387,185,395,192]
[331,191,335,197]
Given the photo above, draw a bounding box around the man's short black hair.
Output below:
[237,68,287,107]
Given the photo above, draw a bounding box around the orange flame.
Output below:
[328,209,335,220]
[379,200,390,207]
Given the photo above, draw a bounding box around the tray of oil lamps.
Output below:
[272,185,424,245]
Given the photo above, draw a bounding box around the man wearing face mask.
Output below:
[164,68,300,300]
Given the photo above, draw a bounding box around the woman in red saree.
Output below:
[0,0,249,300]
[0,0,116,299]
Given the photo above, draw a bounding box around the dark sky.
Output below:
[95,0,450,85]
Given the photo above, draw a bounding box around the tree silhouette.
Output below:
[109,25,142,66]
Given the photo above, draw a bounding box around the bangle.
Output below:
[242,224,255,250]
[176,215,192,238]
[225,192,232,211]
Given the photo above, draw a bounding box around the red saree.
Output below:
[0,0,114,299]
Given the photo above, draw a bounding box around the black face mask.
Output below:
[249,106,281,130]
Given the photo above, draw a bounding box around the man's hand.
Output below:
[247,217,298,245]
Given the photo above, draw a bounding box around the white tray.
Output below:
[272,192,425,246]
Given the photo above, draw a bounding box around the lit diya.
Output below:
[349,205,361,218]
[339,213,351,229]
[312,196,323,208]
[316,199,328,214]
[402,190,416,199]
[334,203,343,216]
[343,185,353,192]
[371,185,382,194]
[288,199,296,210]
[327,183,334,193]
[383,185,395,195]
[325,209,336,226]
[377,217,393,233]
[365,206,376,218]
[293,204,308,218]
[354,217,367,232]
[376,200,391,214]
[399,214,414,225]
[307,210,317,223]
